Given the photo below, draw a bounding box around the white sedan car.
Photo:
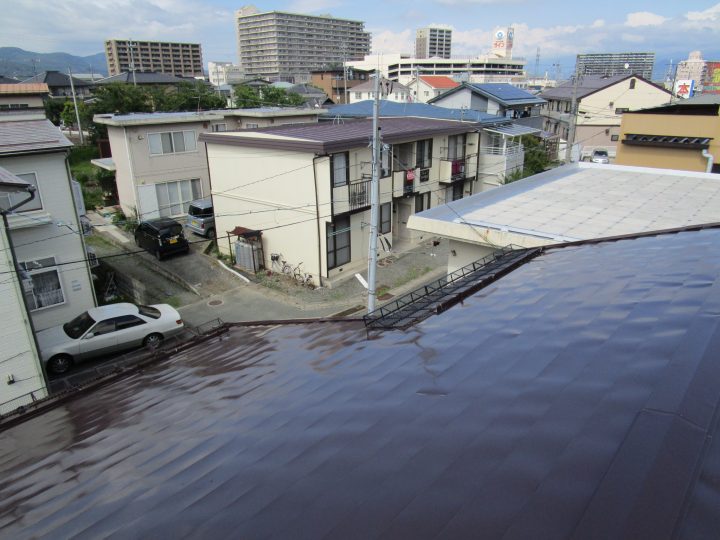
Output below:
[37,303,185,375]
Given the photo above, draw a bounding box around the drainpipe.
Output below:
[312,155,326,285]
[702,149,714,173]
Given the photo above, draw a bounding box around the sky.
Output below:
[3,0,720,78]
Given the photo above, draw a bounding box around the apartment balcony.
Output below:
[439,154,476,185]
[477,144,525,185]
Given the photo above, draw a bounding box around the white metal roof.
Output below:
[483,124,540,137]
[408,163,720,247]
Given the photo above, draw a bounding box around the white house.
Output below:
[94,108,325,221]
[405,76,459,104]
[200,117,488,286]
[0,167,47,414]
[0,119,96,331]
[349,78,412,104]
[408,162,720,273]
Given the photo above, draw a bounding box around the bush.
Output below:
[112,207,139,232]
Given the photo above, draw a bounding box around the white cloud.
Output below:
[371,30,413,54]
[621,33,645,43]
[286,0,343,13]
[686,3,720,21]
[625,11,669,27]
[591,19,605,28]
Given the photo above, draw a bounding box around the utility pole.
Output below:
[564,67,581,163]
[128,39,137,86]
[341,42,348,104]
[67,68,84,145]
[367,73,381,312]
[534,48,540,79]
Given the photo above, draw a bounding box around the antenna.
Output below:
[535,48,540,79]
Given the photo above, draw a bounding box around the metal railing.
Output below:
[364,245,541,330]
[349,179,370,210]
[478,144,524,156]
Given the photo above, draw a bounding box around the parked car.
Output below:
[591,149,610,164]
[37,303,185,375]
[186,198,215,238]
[135,218,189,260]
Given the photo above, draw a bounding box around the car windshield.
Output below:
[63,311,96,339]
[160,224,184,237]
[138,305,161,319]
[188,205,211,218]
[594,151,608,157]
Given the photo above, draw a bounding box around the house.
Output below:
[0,167,47,414]
[0,83,49,120]
[200,118,487,286]
[6,225,720,538]
[94,108,325,221]
[405,75,459,103]
[310,68,372,104]
[326,100,539,188]
[288,84,330,107]
[0,119,96,331]
[94,71,194,88]
[539,74,672,160]
[408,162,720,272]
[428,82,546,128]
[21,71,92,99]
[615,94,720,174]
[349,78,411,104]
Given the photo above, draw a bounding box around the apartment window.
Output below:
[381,145,391,177]
[2,172,42,212]
[148,130,197,155]
[452,182,464,201]
[629,79,636,89]
[614,108,630,115]
[156,178,201,217]
[447,134,466,160]
[20,256,64,311]
[327,215,350,269]
[611,135,619,142]
[331,152,349,187]
[379,202,391,234]
[246,123,259,129]
[415,192,431,213]
[393,143,414,171]
[211,123,227,132]
[416,139,433,169]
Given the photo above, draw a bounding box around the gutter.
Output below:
[702,149,714,173]
[312,155,326,284]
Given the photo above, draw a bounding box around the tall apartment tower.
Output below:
[235,5,371,83]
[105,39,204,77]
[415,27,452,59]
[575,52,655,79]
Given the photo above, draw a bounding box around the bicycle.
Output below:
[291,262,313,287]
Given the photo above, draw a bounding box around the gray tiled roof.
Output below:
[21,70,91,87]
[96,72,191,85]
[540,74,631,100]
[4,227,720,537]
[327,100,505,123]
[0,119,72,155]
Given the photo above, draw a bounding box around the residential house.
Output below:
[349,78,412,104]
[405,75,459,104]
[200,118,486,286]
[428,82,546,128]
[0,167,47,414]
[0,119,96,331]
[94,108,325,221]
[310,68,371,104]
[408,162,720,272]
[7,225,720,538]
[288,84,330,107]
[0,83,49,120]
[94,71,193,88]
[539,74,672,160]
[21,71,92,99]
[615,94,720,173]
[326,100,538,188]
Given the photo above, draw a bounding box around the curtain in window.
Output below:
[26,270,63,310]
[332,153,348,187]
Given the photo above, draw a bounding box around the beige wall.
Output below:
[616,112,720,172]
[0,95,45,108]
[447,239,495,273]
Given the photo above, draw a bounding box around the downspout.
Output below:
[702,149,714,174]
[1,187,51,387]
[312,155,325,285]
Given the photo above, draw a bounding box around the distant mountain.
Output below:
[0,47,107,80]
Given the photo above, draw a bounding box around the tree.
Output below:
[234,85,263,108]
[60,100,87,129]
[44,99,69,125]
[164,82,226,112]
[504,135,554,184]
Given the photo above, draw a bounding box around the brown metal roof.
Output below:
[0,119,72,155]
[200,117,481,153]
[0,83,49,95]
[2,228,720,537]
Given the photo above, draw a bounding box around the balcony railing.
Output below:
[349,178,370,210]
[478,143,524,156]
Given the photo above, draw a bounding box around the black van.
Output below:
[134,218,189,261]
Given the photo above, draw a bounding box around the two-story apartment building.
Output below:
[429,82,546,129]
[94,108,325,221]
[406,76,459,104]
[200,118,491,287]
[0,167,47,413]
[349,78,412,104]
[0,119,96,331]
[615,95,720,174]
[540,74,672,160]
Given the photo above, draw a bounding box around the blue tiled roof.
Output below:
[468,83,546,105]
[326,101,504,124]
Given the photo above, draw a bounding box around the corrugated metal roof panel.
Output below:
[0,119,72,154]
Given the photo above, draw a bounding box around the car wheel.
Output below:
[47,354,73,375]
[143,333,164,349]
[206,228,216,239]
[155,249,163,261]
[135,235,141,247]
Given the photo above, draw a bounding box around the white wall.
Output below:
[2,152,96,331]
[0,223,47,414]
[447,239,495,273]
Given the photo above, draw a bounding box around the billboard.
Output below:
[704,62,720,95]
[674,79,695,99]
[492,27,514,58]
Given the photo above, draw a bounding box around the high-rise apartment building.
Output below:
[105,39,204,78]
[415,27,452,59]
[575,52,655,79]
[235,5,371,82]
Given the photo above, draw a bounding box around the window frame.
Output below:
[393,143,414,172]
[415,192,431,213]
[327,215,351,270]
[148,129,197,156]
[155,178,202,217]
[379,202,391,234]
[416,139,433,169]
[211,123,227,132]
[3,171,43,212]
[20,256,65,312]
[330,152,350,188]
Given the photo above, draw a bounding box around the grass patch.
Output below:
[85,234,116,250]
[163,295,182,308]
[392,266,433,289]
